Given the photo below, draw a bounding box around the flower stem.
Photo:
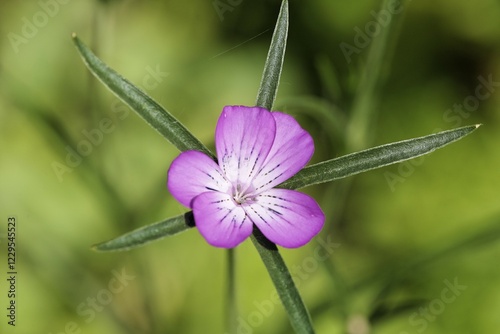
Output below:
[226,248,237,334]
[251,230,315,334]
[252,1,315,333]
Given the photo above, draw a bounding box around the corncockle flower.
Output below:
[167,106,325,248]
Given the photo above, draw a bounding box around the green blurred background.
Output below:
[1,0,499,333]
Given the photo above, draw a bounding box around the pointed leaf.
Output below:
[92,212,195,252]
[255,0,288,110]
[280,124,480,190]
[72,34,214,158]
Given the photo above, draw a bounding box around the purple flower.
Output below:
[167,106,325,248]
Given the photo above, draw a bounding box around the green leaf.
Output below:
[280,124,480,190]
[251,231,314,334]
[92,212,194,252]
[255,0,288,111]
[72,34,214,159]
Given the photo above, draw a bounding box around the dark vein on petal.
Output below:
[248,205,270,227]
[267,207,283,216]
[220,207,234,223]
[248,143,258,178]
[260,193,291,210]
[210,198,230,204]
[263,163,281,176]
[256,171,284,190]
[202,170,223,187]
[238,214,248,229]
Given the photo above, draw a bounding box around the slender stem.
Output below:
[252,1,315,333]
[251,231,315,334]
[226,248,237,334]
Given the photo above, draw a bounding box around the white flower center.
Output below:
[231,183,256,205]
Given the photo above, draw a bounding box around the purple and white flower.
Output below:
[167,106,325,248]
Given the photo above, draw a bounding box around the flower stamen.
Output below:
[231,183,256,205]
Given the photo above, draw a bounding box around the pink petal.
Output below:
[167,150,230,208]
[252,112,314,193]
[193,191,253,248]
[244,189,324,248]
[215,106,276,190]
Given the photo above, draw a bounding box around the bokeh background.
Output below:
[1,0,499,333]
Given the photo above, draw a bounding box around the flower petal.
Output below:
[253,112,314,192]
[216,106,276,189]
[244,188,324,248]
[193,191,253,248]
[167,150,230,208]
